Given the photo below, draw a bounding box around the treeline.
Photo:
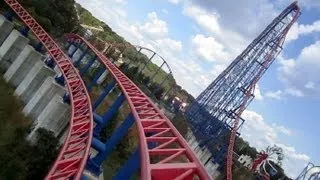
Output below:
[0,73,59,179]
[75,3,195,105]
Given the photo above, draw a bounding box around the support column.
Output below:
[0,14,13,45]
[71,48,84,63]
[67,43,78,57]
[22,76,65,120]
[4,45,42,87]
[92,80,116,111]
[0,30,29,69]
[80,56,96,76]
[93,93,126,136]
[87,67,106,91]
[15,61,55,103]
[96,70,108,85]
[113,149,140,180]
[87,113,135,175]
[27,94,70,143]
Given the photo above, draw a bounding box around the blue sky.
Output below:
[76,0,320,177]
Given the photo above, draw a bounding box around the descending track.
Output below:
[66,33,211,180]
[3,0,93,179]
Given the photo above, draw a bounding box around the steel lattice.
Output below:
[65,34,212,180]
[186,1,300,179]
[3,0,94,179]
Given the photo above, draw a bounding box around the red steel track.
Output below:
[66,33,211,180]
[3,1,93,179]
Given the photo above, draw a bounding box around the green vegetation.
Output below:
[0,73,59,179]
[75,3,194,105]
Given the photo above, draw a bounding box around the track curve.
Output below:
[66,33,211,180]
[3,1,93,179]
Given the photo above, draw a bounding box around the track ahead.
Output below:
[4,0,93,179]
[66,33,211,180]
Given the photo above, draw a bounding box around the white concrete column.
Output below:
[27,94,70,142]
[71,48,83,63]
[23,76,65,120]
[58,126,69,145]
[97,70,108,85]
[67,44,77,56]
[0,15,14,45]
[0,29,29,69]
[15,61,55,103]
[4,45,43,87]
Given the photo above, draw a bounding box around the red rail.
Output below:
[66,34,212,180]
[3,1,93,179]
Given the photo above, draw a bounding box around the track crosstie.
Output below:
[66,33,211,180]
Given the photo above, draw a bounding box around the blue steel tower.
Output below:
[186,1,300,172]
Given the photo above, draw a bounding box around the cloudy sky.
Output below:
[75,0,320,177]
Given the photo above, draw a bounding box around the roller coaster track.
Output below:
[3,0,93,179]
[66,33,211,180]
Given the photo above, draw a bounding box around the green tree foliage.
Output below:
[20,0,80,36]
[0,128,59,179]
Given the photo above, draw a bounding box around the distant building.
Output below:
[238,154,253,168]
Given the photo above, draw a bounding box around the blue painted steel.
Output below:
[44,58,55,69]
[63,94,70,104]
[93,93,126,137]
[34,42,42,52]
[54,75,65,86]
[87,113,135,175]
[4,11,14,21]
[87,67,106,91]
[92,80,116,111]
[80,56,96,76]
[113,149,140,180]
[20,26,29,37]
[185,3,297,168]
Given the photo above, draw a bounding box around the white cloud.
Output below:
[265,90,283,100]
[183,4,221,34]
[168,0,182,4]
[192,34,230,63]
[241,110,309,178]
[278,40,320,97]
[140,12,168,38]
[156,38,182,52]
[272,123,294,136]
[287,20,320,42]
[254,84,263,100]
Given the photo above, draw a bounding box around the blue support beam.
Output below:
[93,93,126,137]
[87,113,135,175]
[113,149,140,180]
[87,67,106,92]
[34,42,43,52]
[45,57,55,69]
[80,56,96,76]
[92,80,116,111]
[20,26,29,37]
[55,75,65,86]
